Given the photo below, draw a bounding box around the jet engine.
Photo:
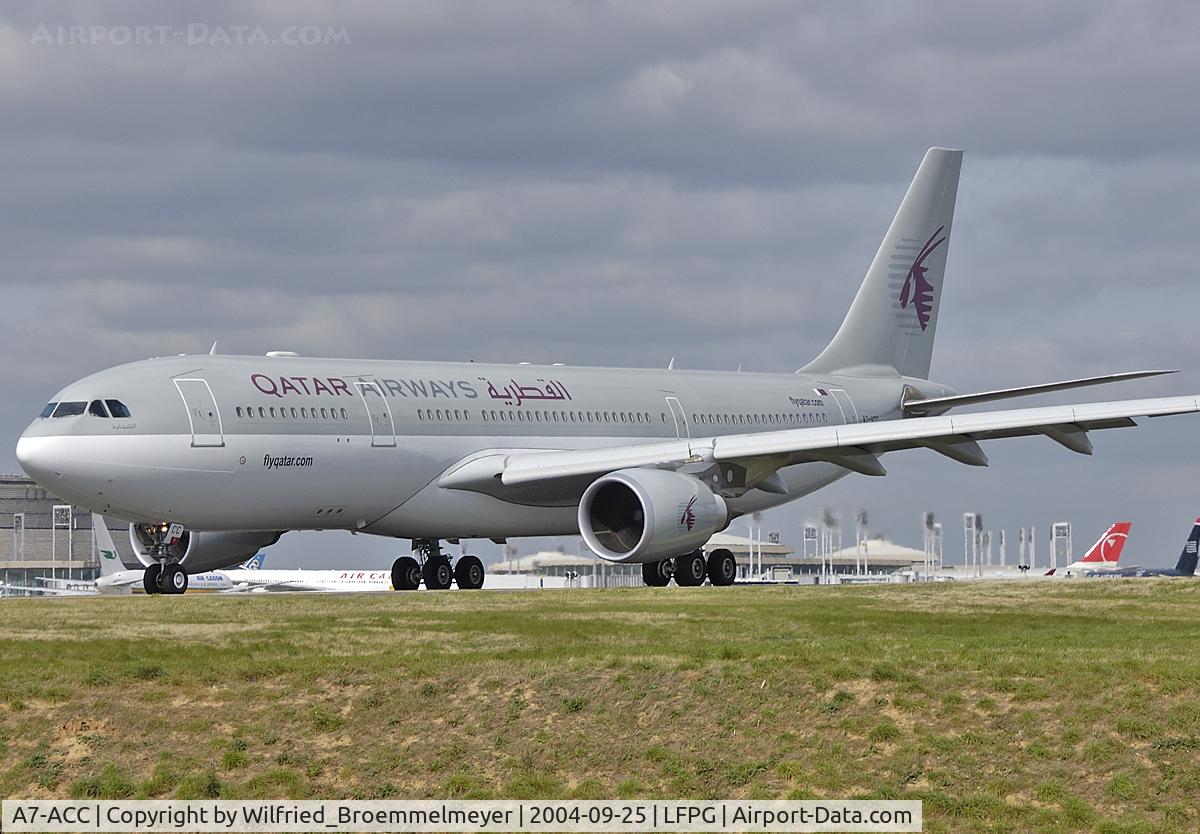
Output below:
[579,468,729,563]
[129,525,283,573]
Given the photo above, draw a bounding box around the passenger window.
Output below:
[52,401,86,418]
[40,402,58,419]
[340,408,348,420]
[270,407,277,418]
[88,400,110,418]
[236,407,244,418]
[105,400,132,418]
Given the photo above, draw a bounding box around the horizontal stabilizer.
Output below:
[903,370,1176,415]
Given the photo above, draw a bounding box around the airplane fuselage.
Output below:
[16,354,949,540]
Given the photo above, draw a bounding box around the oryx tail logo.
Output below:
[101,548,117,561]
[899,225,946,331]
[680,496,698,531]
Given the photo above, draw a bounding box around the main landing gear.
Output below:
[641,548,737,588]
[391,539,485,591]
[140,523,189,595]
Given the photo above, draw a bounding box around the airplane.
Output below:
[1054,521,1131,576]
[15,147,1200,594]
[220,555,398,592]
[1088,518,1200,578]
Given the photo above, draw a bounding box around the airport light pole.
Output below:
[1051,523,1071,571]
[963,512,973,570]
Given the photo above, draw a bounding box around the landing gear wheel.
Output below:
[160,563,188,594]
[454,555,485,590]
[391,556,421,590]
[143,563,162,595]
[641,560,672,587]
[674,551,707,586]
[422,558,453,590]
[706,548,737,586]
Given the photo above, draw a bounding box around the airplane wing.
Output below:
[445,395,1200,492]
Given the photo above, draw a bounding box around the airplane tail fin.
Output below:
[1080,522,1132,564]
[93,515,125,578]
[1173,518,1200,576]
[240,553,266,570]
[1044,568,1056,576]
[803,147,962,380]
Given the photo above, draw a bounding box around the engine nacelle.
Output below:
[579,468,729,563]
[129,525,283,573]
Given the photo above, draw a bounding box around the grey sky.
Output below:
[3,2,1198,568]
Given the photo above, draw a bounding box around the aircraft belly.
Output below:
[366,483,580,539]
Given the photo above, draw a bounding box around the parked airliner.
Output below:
[16,148,1200,593]
[1056,522,1131,576]
[1091,518,1200,578]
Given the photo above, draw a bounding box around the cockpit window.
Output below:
[105,400,132,418]
[51,401,86,418]
[88,400,110,418]
[39,402,58,419]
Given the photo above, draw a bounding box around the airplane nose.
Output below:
[16,434,71,482]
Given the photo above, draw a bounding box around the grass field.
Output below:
[1,581,1199,832]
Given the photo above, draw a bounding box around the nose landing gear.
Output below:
[139,522,189,595]
[391,539,486,591]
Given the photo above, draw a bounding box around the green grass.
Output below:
[1,581,1199,832]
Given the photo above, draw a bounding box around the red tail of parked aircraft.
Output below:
[1079,522,1131,565]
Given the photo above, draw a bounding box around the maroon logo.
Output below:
[899,226,946,331]
[680,496,697,531]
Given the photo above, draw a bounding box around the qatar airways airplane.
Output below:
[16,148,1200,594]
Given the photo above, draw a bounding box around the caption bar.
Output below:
[2,800,921,832]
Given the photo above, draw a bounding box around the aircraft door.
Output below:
[355,381,396,447]
[828,389,859,424]
[173,378,225,447]
[665,396,691,455]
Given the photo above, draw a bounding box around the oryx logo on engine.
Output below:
[679,496,698,531]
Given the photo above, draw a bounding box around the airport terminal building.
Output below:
[0,474,123,589]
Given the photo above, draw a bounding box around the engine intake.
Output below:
[579,469,728,563]
[129,525,283,573]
